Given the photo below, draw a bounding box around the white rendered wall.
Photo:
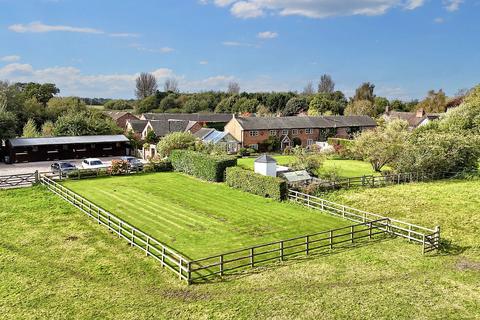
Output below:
[254,162,276,177]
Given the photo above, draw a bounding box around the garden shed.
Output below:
[254,154,277,177]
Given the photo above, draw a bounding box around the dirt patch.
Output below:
[456,258,480,271]
[65,235,79,241]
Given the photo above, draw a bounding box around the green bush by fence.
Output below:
[225,167,287,200]
[144,160,173,173]
[170,150,237,182]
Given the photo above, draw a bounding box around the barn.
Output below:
[4,135,130,164]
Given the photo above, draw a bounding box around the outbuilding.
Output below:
[4,135,130,164]
[254,154,277,177]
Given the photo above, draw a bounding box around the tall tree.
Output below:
[227,81,240,94]
[135,73,158,99]
[318,74,335,93]
[308,92,347,116]
[0,109,17,140]
[17,82,59,106]
[416,89,447,113]
[163,78,179,93]
[22,119,39,138]
[353,82,375,103]
[303,82,315,95]
[41,120,55,137]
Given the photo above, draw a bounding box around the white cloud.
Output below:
[8,21,137,37]
[0,62,237,97]
[8,21,103,34]
[0,55,21,62]
[209,0,427,19]
[257,31,278,39]
[434,17,445,24]
[231,1,264,18]
[130,43,175,53]
[222,41,254,47]
[444,0,463,12]
[199,60,209,65]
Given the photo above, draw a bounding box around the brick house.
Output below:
[103,111,139,129]
[383,108,441,130]
[141,113,233,130]
[224,115,376,150]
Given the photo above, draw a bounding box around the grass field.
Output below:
[237,156,382,177]
[62,173,349,258]
[2,178,480,319]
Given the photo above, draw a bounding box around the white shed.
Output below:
[254,154,277,177]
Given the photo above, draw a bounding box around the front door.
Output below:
[281,135,291,150]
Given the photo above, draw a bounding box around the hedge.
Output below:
[327,137,354,147]
[144,160,173,173]
[170,150,237,182]
[225,167,287,201]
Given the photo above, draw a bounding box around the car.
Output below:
[82,158,108,169]
[119,156,144,171]
[51,162,77,175]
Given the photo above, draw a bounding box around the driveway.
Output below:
[0,157,147,176]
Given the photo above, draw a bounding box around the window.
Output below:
[269,130,277,136]
[249,131,259,137]
[282,129,288,135]
[307,139,314,146]
[250,144,259,150]
[292,129,299,135]
[305,128,313,134]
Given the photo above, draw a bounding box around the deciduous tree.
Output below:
[135,73,158,99]
[318,74,335,93]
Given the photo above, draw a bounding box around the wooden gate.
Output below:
[0,171,38,189]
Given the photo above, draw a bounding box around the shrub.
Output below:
[170,150,237,182]
[144,159,173,173]
[225,167,287,201]
[157,132,196,157]
[66,169,108,179]
[110,160,129,175]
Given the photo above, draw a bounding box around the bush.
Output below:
[225,167,287,200]
[170,150,237,182]
[157,132,196,157]
[110,160,129,175]
[66,169,108,179]
[144,159,173,173]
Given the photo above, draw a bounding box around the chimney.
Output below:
[416,108,425,118]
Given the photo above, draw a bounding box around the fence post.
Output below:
[351,225,354,243]
[435,226,441,249]
[305,236,309,255]
[422,234,426,254]
[369,222,372,239]
[118,221,122,238]
[220,255,224,276]
[146,237,150,256]
[161,247,165,267]
[250,248,255,267]
[329,230,333,249]
[279,241,284,261]
[178,258,183,280]
[131,229,135,246]
[34,170,39,184]
[408,225,412,242]
[187,262,192,285]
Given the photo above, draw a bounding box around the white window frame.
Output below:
[292,129,299,135]
[269,130,277,136]
[305,128,313,134]
[307,139,314,146]
[282,129,289,135]
[249,130,259,137]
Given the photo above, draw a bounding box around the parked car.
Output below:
[120,156,144,171]
[82,158,108,169]
[51,162,77,175]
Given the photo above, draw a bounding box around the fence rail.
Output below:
[189,218,390,282]
[0,171,38,189]
[39,175,191,283]
[311,170,477,191]
[288,189,441,252]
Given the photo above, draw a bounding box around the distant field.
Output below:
[237,156,382,177]
[62,172,348,258]
[2,178,480,319]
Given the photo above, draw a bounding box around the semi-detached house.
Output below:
[224,115,376,150]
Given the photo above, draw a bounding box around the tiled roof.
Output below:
[234,115,376,130]
[8,135,129,147]
[126,119,149,133]
[148,120,198,137]
[103,111,137,120]
[255,154,277,163]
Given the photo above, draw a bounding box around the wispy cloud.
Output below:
[8,21,137,37]
[222,41,255,47]
[129,43,174,53]
[434,17,445,24]
[257,31,278,39]
[444,0,463,12]
[207,0,427,19]
[0,55,21,62]
[199,60,209,65]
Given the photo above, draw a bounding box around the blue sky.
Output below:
[0,0,478,99]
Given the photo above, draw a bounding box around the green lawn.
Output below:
[1,179,480,319]
[62,173,349,258]
[237,155,381,177]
